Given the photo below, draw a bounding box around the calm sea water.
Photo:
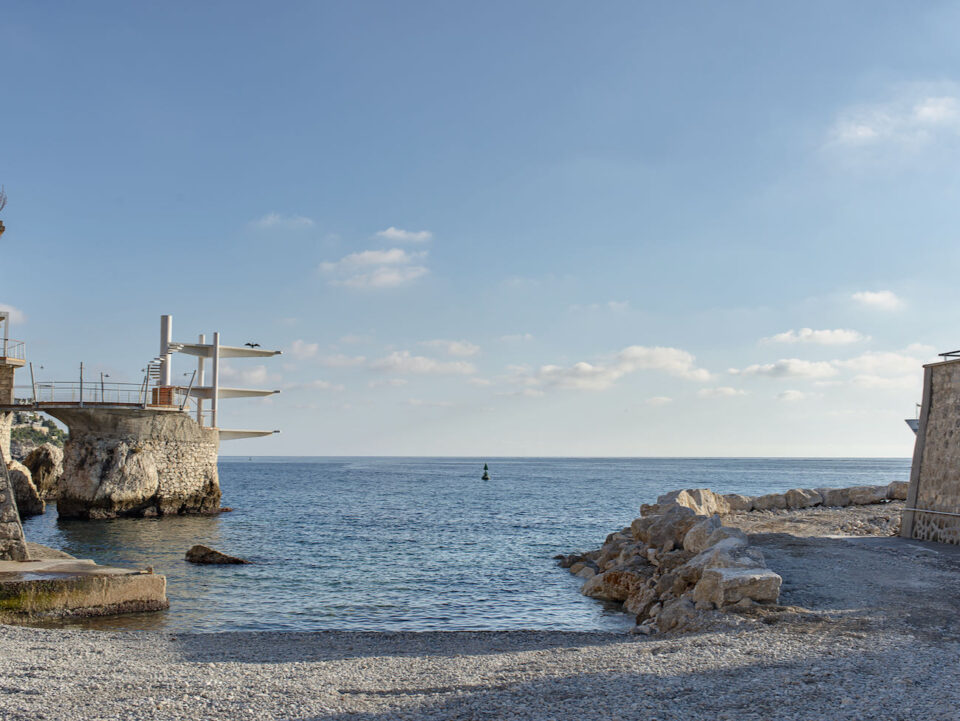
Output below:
[21,457,910,633]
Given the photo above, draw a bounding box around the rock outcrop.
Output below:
[185,545,250,565]
[52,408,221,520]
[6,460,44,517]
[23,443,63,501]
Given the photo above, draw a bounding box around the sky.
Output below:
[3,1,960,456]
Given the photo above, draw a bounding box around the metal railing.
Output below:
[0,338,25,361]
[11,382,197,411]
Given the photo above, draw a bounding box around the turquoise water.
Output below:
[21,457,910,632]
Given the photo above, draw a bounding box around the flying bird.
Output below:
[245,342,261,348]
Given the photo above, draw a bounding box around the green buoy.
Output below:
[482,463,490,480]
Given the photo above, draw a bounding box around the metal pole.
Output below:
[100,372,105,403]
[79,362,84,408]
[197,333,206,426]
[180,370,197,411]
[29,362,36,405]
[211,332,220,428]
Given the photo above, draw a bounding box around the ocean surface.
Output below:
[22,457,911,633]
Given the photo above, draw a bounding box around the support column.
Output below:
[160,315,173,387]
[196,333,206,426]
[211,332,220,429]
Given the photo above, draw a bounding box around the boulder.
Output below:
[723,493,754,512]
[886,481,909,501]
[693,567,781,608]
[753,492,787,511]
[818,487,850,507]
[656,598,698,633]
[580,569,647,602]
[847,485,889,506]
[6,461,44,517]
[624,584,659,617]
[676,537,758,586]
[631,504,699,550]
[785,488,822,509]
[575,566,597,579]
[704,525,747,548]
[656,488,731,516]
[22,443,63,501]
[185,545,250,565]
[682,515,723,554]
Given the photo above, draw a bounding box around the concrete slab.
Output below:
[0,558,168,620]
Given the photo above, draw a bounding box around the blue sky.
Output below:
[4,1,960,455]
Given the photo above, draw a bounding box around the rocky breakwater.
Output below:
[23,443,63,501]
[51,408,221,519]
[559,488,782,635]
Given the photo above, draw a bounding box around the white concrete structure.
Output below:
[161,315,281,441]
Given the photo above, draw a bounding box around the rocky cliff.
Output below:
[50,408,221,520]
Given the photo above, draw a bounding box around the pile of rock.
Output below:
[697,481,908,514]
[2,443,64,519]
[558,488,782,635]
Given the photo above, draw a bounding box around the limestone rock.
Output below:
[631,505,699,550]
[656,488,731,516]
[753,492,787,511]
[847,485,889,506]
[624,584,659,616]
[656,598,698,633]
[185,545,250,565]
[692,567,781,607]
[682,515,723,554]
[676,537,759,586]
[886,481,909,501]
[580,569,646,602]
[6,460,44,517]
[784,488,822,509]
[723,493,754,512]
[704,525,747,548]
[818,487,851,507]
[23,443,63,501]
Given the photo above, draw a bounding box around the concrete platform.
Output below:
[0,557,168,620]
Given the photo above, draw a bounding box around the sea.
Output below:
[21,457,911,633]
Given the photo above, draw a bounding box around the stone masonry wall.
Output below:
[0,440,28,560]
[48,408,221,519]
[0,411,11,461]
[903,360,960,545]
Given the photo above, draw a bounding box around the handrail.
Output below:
[10,382,197,410]
[0,339,25,360]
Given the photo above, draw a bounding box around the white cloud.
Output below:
[850,374,919,390]
[375,227,433,243]
[421,339,480,357]
[763,328,867,345]
[318,354,367,368]
[468,378,494,387]
[500,333,534,342]
[219,364,279,386]
[289,339,319,360]
[285,379,344,392]
[698,387,747,398]
[370,350,476,376]
[852,290,903,311]
[777,390,807,402]
[835,350,924,376]
[645,396,673,406]
[514,345,711,392]
[0,304,26,325]
[732,359,839,380]
[829,90,960,149]
[319,248,429,289]
[368,378,409,389]
[251,212,314,230]
[406,398,453,408]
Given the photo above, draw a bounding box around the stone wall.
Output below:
[47,408,221,519]
[0,446,28,561]
[0,411,10,460]
[902,360,960,545]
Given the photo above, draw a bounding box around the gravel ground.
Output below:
[3,503,960,721]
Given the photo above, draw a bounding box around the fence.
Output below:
[11,382,197,411]
[0,339,25,361]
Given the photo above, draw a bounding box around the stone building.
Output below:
[901,355,960,545]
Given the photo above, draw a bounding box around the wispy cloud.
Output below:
[645,396,673,406]
[763,328,868,345]
[421,339,480,357]
[288,339,319,360]
[368,378,408,389]
[0,304,26,324]
[731,359,838,380]
[513,345,711,392]
[406,398,453,408]
[284,379,345,392]
[500,333,534,342]
[219,363,280,386]
[375,227,433,243]
[828,88,960,150]
[251,212,315,230]
[370,350,475,376]
[318,354,367,368]
[698,387,747,398]
[320,248,428,289]
[852,290,903,311]
[777,390,807,402]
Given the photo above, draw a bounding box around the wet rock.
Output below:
[185,545,250,565]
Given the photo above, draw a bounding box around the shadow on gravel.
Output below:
[293,642,959,721]
[171,630,632,663]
